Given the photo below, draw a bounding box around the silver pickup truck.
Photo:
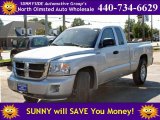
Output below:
[8,25,153,102]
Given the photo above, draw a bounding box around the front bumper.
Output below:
[8,73,76,100]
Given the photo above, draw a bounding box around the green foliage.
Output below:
[28,18,38,22]
[71,18,85,27]
[59,25,67,33]
[0,59,11,63]
[59,26,63,33]
[29,17,52,29]
[39,19,52,29]
[152,28,159,35]
[124,19,135,33]
[36,29,45,35]
[29,17,52,35]
[124,18,154,40]
[133,22,150,38]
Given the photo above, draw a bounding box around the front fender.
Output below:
[58,53,99,89]
[59,53,98,74]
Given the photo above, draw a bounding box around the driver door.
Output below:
[98,27,122,84]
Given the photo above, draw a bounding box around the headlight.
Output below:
[48,61,70,76]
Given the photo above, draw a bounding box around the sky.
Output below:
[0,15,160,29]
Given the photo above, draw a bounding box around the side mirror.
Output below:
[12,40,18,48]
[100,38,115,48]
[53,33,58,37]
[49,40,54,45]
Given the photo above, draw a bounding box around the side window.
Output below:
[101,28,115,41]
[115,27,124,45]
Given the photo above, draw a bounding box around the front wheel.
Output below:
[72,71,90,102]
[23,95,39,102]
[133,59,147,85]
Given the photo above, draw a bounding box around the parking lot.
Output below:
[0,51,160,103]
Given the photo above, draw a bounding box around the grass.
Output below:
[154,48,160,51]
[0,59,11,63]
[0,50,11,53]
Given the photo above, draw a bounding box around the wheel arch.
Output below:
[140,54,148,65]
[74,66,98,90]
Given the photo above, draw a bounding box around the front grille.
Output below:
[29,64,45,70]
[14,61,48,80]
[16,62,24,68]
[16,69,24,76]
[29,71,43,78]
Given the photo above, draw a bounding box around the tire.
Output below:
[23,95,39,103]
[72,71,90,102]
[133,59,147,85]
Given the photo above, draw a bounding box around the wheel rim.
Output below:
[140,64,146,81]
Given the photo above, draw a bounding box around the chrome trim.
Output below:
[24,62,29,78]
[13,60,50,80]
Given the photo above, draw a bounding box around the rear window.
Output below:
[115,27,124,45]
[31,37,48,47]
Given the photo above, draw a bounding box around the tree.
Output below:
[39,19,52,29]
[29,17,52,35]
[28,18,38,22]
[59,25,67,33]
[29,18,52,29]
[0,19,4,29]
[133,22,150,39]
[124,19,135,33]
[152,28,159,35]
[71,18,85,27]
[124,19,135,41]
[36,29,45,35]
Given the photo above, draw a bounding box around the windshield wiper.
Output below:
[63,42,90,48]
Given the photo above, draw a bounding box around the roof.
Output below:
[0,21,45,38]
[28,35,46,38]
[67,25,121,30]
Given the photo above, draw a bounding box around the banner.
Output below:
[0,0,160,15]
[0,103,159,120]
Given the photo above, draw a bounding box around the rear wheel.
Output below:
[133,59,147,85]
[72,71,90,102]
[23,95,39,102]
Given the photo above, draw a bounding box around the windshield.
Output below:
[52,28,100,48]
[17,38,28,48]
[31,37,48,47]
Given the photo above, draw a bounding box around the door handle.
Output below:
[113,51,119,54]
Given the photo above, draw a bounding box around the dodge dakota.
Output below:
[8,25,153,102]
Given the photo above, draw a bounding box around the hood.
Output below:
[14,46,94,62]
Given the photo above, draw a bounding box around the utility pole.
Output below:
[151,15,153,42]
[128,15,130,41]
[45,15,48,36]
[24,15,27,37]
[142,15,145,41]
[63,15,65,31]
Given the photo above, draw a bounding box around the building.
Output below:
[0,21,45,49]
